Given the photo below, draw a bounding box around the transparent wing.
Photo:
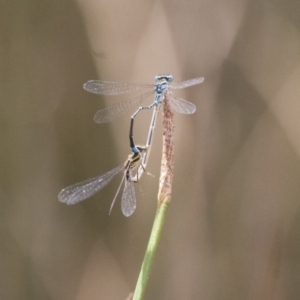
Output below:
[169,77,204,89]
[121,175,136,217]
[166,92,196,114]
[93,90,155,123]
[83,80,153,95]
[109,171,127,215]
[58,164,124,205]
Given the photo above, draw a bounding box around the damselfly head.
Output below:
[155,75,173,94]
[155,75,173,83]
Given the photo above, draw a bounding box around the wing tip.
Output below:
[83,80,92,90]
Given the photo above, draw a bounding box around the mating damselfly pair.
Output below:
[58,75,204,216]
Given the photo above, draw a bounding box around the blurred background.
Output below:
[1,0,300,299]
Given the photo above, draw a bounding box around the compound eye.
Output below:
[167,75,173,82]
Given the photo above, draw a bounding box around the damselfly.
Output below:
[83,75,204,124]
[58,146,146,217]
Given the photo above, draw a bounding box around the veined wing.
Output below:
[83,80,153,96]
[58,164,124,205]
[169,77,204,89]
[121,175,136,217]
[93,90,155,123]
[166,91,196,114]
[109,170,127,215]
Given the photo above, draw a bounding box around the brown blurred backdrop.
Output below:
[1,0,300,299]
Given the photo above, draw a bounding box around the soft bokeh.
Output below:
[1,1,300,299]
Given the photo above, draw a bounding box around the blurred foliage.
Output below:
[1,0,300,299]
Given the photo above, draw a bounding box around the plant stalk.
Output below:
[132,93,175,300]
[132,203,168,300]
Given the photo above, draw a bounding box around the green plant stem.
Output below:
[132,202,169,300]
